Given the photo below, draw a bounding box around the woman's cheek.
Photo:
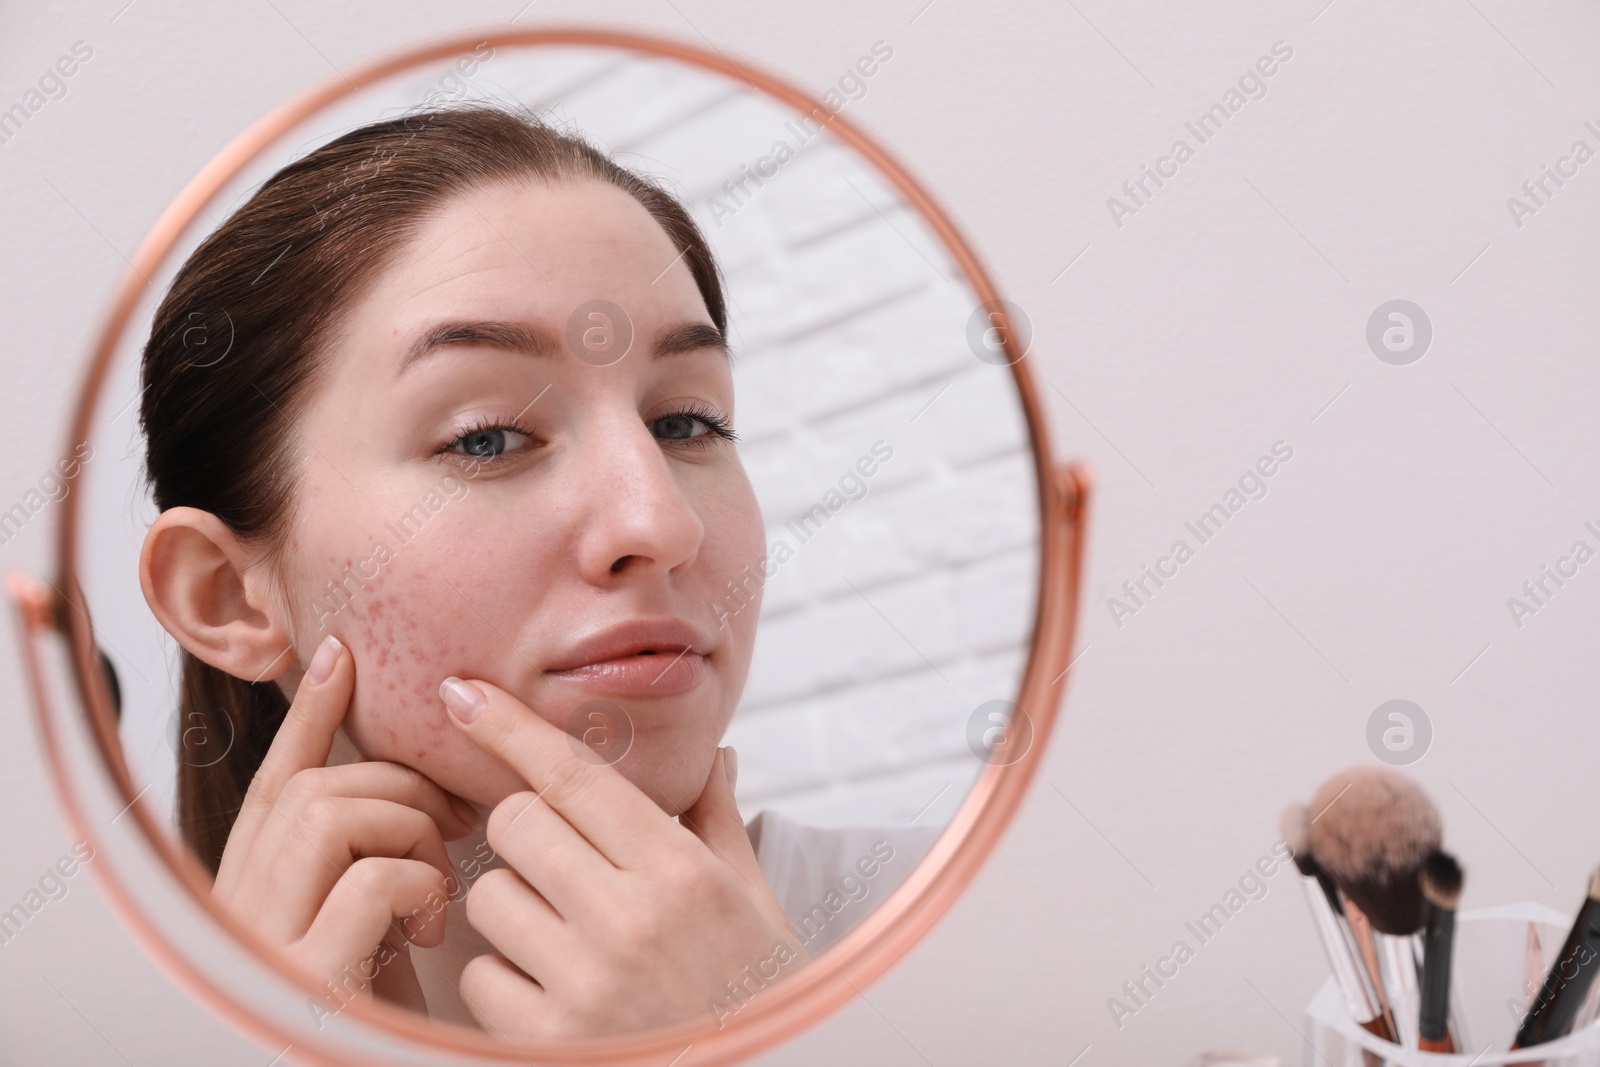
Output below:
[341,589,458,763]
[310,544,512,782]
[705,479,766,671]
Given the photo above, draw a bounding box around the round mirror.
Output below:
[17,28,1088,1066]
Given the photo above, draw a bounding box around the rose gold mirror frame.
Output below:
[7,25,1091,1067]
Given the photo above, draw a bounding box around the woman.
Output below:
[134,103,868,1038]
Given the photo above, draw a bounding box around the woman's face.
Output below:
[271,177,764,814]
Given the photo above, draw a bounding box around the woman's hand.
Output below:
[212,635,481,1017]
[439,677,805,1040]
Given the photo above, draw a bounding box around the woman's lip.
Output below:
[544,618,712,674]
[544,651,707,697]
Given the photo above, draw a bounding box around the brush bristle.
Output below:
[1306,765,1442,935]
[1280,803,1315,876]
[1420,850,1463,911]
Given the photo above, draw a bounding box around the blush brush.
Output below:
[1307,766,1444,1051]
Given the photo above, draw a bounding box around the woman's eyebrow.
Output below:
[654,321,730,360]
[398,318,729,375]
[399,320,556,375]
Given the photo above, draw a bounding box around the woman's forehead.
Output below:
[414,180,677,283]
[368,178,704,329]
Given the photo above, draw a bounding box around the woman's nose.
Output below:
[572,417,705,585]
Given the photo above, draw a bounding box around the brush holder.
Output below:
[1304,903,1600,1066]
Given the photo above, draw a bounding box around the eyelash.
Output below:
[432,416,538,466]
[432,404,737,465]
[660,401,739,449]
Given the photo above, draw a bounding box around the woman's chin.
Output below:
[610,747,717,817]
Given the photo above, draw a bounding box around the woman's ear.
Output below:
[139,506,296,682]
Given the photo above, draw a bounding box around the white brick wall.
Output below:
[84,46,1041,833]
[601,58,1040,828]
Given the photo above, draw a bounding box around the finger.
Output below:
[218,634,353,888]
[248,634,354,805]
[678,747,776,910]
[368,934,428,1015]
[440,677,665,867]
[464,867,569,989]
[297,857,450,995]
[218,758,477,905]
[282,761,480,841]
[484,790,614,920]
[249,798,456,943]
[458,953,552,1045]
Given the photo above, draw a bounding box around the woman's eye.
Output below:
[652,413,708,441]
[445,425,530,460]
[650,406,736,446]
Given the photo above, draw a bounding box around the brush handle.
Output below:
[1418,899,1456,1049]
[1298,874,1384,1027]
[1574,965,1600,1031]
[1513,896,1600,1048]
[1342,900,1401,1047]
[1374,931,1423,1050]
[1354,1020,1391,1067]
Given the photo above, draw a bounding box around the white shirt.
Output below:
[745,810,943,956]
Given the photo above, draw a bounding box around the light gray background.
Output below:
[5,2,1600,1065]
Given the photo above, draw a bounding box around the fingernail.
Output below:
[306,634,342,686]
[440,677,486,723]
[723,746,738,793]
[449,796,481,827]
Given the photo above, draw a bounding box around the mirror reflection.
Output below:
[75,39,1039,1039]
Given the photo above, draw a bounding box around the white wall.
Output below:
[4,2,1600,1065]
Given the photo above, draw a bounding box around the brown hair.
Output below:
[140,104,728,873]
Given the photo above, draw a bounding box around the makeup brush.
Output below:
[1417,850,1462,1053]
[1574,964,1600,1033]
[1306,767,1442,937]
[1281,803,1395,1050]
[1512,866,1600,1050]
[1307,766,1443,1050]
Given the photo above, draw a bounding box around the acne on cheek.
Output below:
[319,548,496,767]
